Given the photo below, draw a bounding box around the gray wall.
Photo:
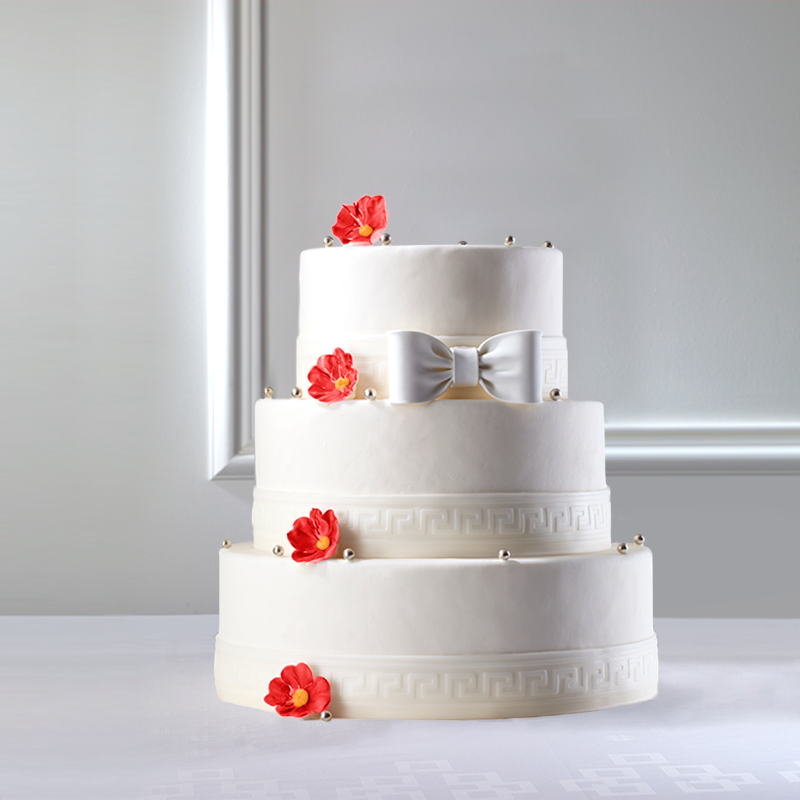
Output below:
[2,1,798,617]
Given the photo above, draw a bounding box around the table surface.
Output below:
[2,616,799,800]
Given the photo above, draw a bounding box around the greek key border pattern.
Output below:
[215,635,657,716]
[252,488,611,556]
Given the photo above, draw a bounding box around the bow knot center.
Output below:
[452,346,480,387]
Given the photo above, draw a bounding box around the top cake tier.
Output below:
[296,245,567,399]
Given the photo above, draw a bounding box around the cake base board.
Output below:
[214,634,658,720]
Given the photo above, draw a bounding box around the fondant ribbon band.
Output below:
[387,330,543,404]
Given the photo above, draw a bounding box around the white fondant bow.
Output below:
[387,330,543,405]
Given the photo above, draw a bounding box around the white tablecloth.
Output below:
[2,616,798,799]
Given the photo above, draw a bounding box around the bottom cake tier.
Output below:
[215,542,657,719]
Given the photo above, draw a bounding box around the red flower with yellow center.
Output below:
[287,508,340,563]
[331,194,388,245]
[263,662,331,718]
[307,348,358,404]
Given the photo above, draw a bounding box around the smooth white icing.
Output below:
[299,245,563,337]
[218,542,653,656]
[255,399,606,496]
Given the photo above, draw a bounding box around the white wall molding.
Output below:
[207,0,266,479]
[606,424,800,475]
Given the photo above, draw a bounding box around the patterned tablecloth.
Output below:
[3,616,798,800]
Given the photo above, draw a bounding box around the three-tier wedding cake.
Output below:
[214,196,657,720]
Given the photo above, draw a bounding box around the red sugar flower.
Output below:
[287,508,340,563]
[264,662,331,718]
[308,348,358,403]
[332,194,388,245]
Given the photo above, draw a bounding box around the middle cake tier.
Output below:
[254,399,610,558]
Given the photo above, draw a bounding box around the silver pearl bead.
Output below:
[343,548,355,561]
[504,236,515,247]
[380,233,391,246]
[264,387,274,399]
[222,540,232,549]
[499,549,511,561]
[550,387,562,401]
[364,388,377,401]
[617,543,629,555]
[321,710,333,721]
[543,241,553,248]
[291,386,303,399]
[634,534,645,546]
[323,236,334,247]
[272,544,284,557]
[457,241,467,246]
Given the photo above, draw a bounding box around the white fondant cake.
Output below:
[215,241,657,719]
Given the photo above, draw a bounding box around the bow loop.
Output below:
[387,330,543,404]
